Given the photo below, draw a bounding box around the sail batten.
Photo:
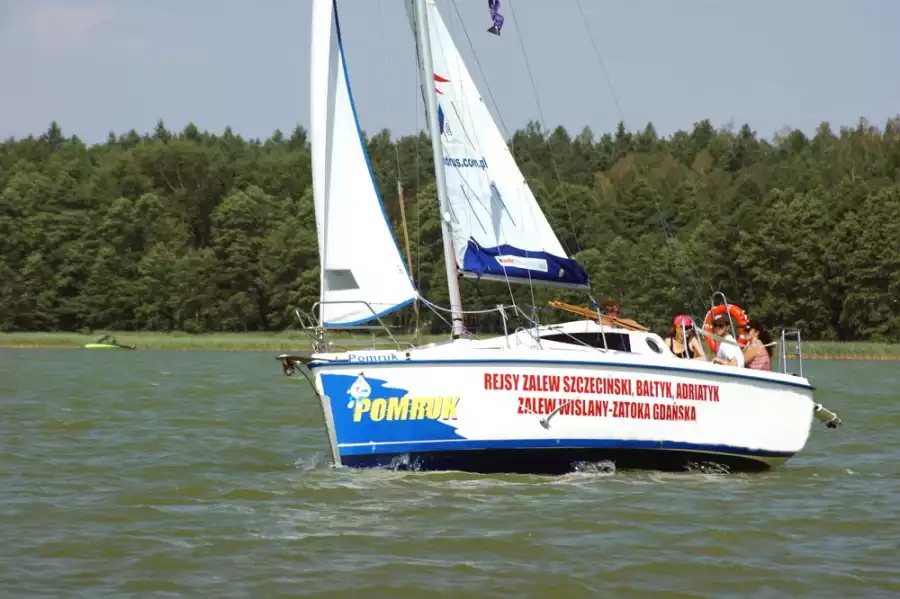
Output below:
[311,0,417,327]
[414,1,589,290]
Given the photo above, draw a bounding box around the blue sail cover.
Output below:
[462,240,589,287]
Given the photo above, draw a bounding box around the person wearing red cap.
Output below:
[665,314,705,360]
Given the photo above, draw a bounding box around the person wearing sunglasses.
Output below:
[740,319,773,371]
[710,315,744,367]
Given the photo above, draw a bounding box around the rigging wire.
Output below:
[570,0,703,315]
[573,0,626,126]
[447,0,516,156]
[441,1,523,323]
[376,0,404,188]
[506,0,582,258]
[504,0,587,325]
[413,19,423,320]
[378,0,420,336]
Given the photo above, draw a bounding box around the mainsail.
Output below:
[410,0,589,289]
[310,0,417,326]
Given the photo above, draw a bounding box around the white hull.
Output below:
[303,322,816,474]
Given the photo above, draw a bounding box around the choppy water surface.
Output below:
[1,349,898,598]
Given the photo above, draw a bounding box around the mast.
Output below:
[311,0,330,330]
[412,0,465,338]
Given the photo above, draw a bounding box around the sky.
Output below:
[0,0,898,145]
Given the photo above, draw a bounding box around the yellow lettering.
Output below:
[352,398,371,422]
[410,397,427,420]
[354,395,461,422]
[386,396,410,420]
[426,397,442,419]
[370,398,387,421]
[441,396,459,420]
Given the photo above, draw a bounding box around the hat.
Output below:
[673,314,693,327]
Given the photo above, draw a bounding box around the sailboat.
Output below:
[278,0,840,474]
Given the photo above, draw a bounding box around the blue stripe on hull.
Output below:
[341,446,789,474]
[337,439,793,474]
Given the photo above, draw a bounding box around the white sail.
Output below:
[310,0,417,326]
[408,0,588,289]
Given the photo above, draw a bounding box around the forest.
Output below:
[1,116,899,341]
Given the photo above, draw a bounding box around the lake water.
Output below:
[2,349,898,598]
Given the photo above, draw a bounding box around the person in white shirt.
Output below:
[710,316,745,367]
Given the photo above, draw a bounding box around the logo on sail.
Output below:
[495,255,549,272]
[434,74,452,138]
[438,104,450,137]
[434,73,450,93]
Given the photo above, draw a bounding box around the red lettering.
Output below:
[485,372,521,391]
[652,402,699,421]
[535,397,557,415]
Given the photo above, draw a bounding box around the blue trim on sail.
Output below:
[331,0,417,319]
[323,296,417,328]
[461,240,589,287]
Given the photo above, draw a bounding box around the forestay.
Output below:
[310,0,417,326]
[409,0,589,289]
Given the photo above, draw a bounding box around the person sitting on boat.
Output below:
[711,315,744,367]
[599,299,647,331]
[600,300,620,319]
[741,320,773,371]
[665,315,705,360]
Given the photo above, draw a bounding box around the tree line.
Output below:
[1,116,898,340]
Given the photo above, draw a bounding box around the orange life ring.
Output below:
[702,304,749,353]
